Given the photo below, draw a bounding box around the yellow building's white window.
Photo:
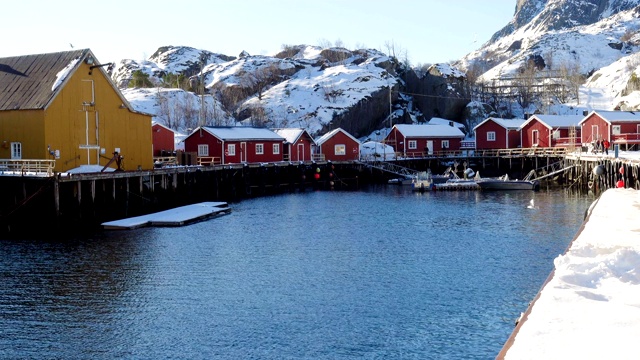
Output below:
[10,142,21,159]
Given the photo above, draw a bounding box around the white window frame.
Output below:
[227,144,235,156]
[256,143,264,155]
[532,130,539,146]
[441,140,449,149]
[197,144,209,156]
[408,140,417,149]
[272,143,280,155]
[612,125,621,135]
[487,131,496,141]
[10,142,22,159]
[334,144,346,155]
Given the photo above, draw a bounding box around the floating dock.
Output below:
[101,202,231,229]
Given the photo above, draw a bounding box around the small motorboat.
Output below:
[411,177,435,192]
[476,174,540,191]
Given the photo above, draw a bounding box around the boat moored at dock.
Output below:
[476,175,540,191]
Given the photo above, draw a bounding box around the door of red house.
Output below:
[297,143,305,161]
[240,142,247,162]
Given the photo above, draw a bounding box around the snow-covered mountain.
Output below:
[459,0,640,115]
[113,0,640,139]
[113,45,409,138]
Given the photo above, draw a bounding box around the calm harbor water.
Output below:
[0,185,595,359]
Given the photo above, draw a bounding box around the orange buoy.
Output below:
[617,180,624,188]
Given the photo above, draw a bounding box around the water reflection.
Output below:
[0,186,595,359]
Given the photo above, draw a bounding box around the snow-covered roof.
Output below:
[473,118,527,131]
[273,128,314,145]
[588,110,640,123]
[315,128,360,146]
[392,124,465,138]
[428,117,465,130]
[523,115,584,129]
[152,121,181,134]
[199,126,284,141]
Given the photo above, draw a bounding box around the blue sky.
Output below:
[2,0,515,65]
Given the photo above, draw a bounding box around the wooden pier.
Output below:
[0,148,639,237]
[0,161,364,237]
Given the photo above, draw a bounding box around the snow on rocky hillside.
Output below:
[239,54,396,132]
[457,2,640,117]
[114,45,400,137]
[114,2,640,138]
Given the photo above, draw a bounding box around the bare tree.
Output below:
[400,48,411,69]
[241,63,280,100]
[383,40,399,60]
[558,60,584,104]
[317,38,332,49]
[321,83,341,103]
[513,60,538,109]
[156,89,173,129]
[179,94,199,131]
[354,42,367,51]
[248,104,268,127]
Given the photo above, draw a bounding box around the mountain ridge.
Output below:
[114,0,640,139]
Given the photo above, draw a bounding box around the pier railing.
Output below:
[153,156,177,167]
[393,147,568,159]
[0,159,55,176]
[197,156,222,166]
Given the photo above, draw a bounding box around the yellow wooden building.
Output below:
[0,49,153,172]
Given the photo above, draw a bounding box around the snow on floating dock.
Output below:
[102,202,230,229]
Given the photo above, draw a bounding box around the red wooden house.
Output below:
[473,118,526,149]
[315,128,360,161]
[520,115,583,148]
[579,110,640,150]
[273,128,316,162]
[184,126,285,165]
[152,122,177,157]
[384,124,465,157]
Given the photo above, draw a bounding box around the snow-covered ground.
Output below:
[501,188,640,359]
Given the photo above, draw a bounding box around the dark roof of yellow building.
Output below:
[0,48,91,111]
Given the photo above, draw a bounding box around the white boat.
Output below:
[476,174,540,191]
[390,170,431,186]
[390,168,454,186]
[411,177,435,191]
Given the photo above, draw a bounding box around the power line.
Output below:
[394,90,472,101]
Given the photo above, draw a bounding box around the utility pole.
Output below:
[388,84,392,129]
[199,54,206,127]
